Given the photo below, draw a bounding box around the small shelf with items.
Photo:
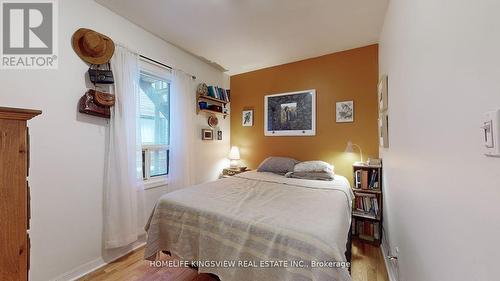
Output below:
[351,163,383,245]
[196,83,230,119]
[198,108,229,117]
[197,94,228,104]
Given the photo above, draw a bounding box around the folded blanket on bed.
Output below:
[285,171,335,181]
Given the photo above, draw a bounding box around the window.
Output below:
[138,63,170,187]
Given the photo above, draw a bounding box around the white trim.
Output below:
[49,240,146,281]
[141,145,169,182]
[142,144,168,150]
[139,58,172,79]
[381,234,398,281]
[264,89,316,136]
[144,175,168,190]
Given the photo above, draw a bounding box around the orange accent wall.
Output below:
[230,44,379,182]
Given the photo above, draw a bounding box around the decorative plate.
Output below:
[197,83,208,95]
[208,115,219,128]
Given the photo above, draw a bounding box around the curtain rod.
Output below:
[139,55,196,80]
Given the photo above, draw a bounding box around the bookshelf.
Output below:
[351,163,383,245]
[196,85,230,119]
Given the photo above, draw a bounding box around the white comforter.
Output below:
[145,171,353,281]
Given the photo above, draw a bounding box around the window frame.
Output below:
[139,59,171,189]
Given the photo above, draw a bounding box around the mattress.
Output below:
[144,171,353,281]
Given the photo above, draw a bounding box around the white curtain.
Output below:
[104,45,145,249]
[169,70,196,190]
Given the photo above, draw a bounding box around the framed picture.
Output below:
[217,130,222,140]
[242,109,253,127]
[378,75,388,112]
[336,100,354,123]
[379,112,389,148]
[264,89,316,136]
[202,129,213,140]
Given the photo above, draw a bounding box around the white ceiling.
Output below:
[96,0,389,75]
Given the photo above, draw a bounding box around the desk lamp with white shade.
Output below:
[228,146,241,169]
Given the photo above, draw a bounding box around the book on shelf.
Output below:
[374,222,380,240]
[351,218,380,241]
[355,170,361,188]
[354,193,379,218]
[207,86,216,98]
[217,87,223,100]
[368,170,377,188]
[361,170,369,189]
[206,85,230,102]
[214,87,219,99]
[354,168,380,190]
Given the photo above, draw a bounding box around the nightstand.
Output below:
[221,168,250,178]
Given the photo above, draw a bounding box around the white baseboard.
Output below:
[49,240,146,281]
[50,257,105,281]
[381,238,398,281]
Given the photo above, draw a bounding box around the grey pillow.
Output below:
[257,157,299,174]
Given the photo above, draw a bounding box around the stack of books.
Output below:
[354,169,379,189]
[351,218,380,241]
[207,86,230,102]
[353,193,379,218]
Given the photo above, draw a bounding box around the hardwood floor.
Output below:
[79,239,388,281]
[351,239,389,281]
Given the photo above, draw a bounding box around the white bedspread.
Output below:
[145,171,353,281]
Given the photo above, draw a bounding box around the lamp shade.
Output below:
[228,146,240,160]
[345,141,354,153]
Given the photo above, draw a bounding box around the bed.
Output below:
[144,171,353,281]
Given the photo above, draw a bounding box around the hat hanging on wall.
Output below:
[72,28,115,64]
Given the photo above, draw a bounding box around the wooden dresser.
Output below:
[0,107,41,281]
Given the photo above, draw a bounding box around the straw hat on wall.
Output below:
[72,28,115,65]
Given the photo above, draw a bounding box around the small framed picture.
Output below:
[242,109,254,127]
[336,100,354,123]
[378,75,388,112]
[202,129,213,140]
[217,130,222,140]
[379,113,389,148]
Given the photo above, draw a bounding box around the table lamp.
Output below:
[229,146,240,169]
[345,141,365,165]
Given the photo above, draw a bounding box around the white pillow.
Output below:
[294,161,334,173]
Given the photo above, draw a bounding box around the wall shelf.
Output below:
[197,95,228,105]
[198,109,229,118]
[352,188,382,194]
[196,93,230,119]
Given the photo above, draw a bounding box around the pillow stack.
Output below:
[285,161,335,181]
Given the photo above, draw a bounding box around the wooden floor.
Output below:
[79,239,388,281]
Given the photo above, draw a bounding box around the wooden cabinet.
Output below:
[0,107,41,281]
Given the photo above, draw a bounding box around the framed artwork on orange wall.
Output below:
[242,109,253,126]
[264,89,316,136]
[336,100,354,123]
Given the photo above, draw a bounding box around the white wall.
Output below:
[0,1,229,280]
[379,0,500,280]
